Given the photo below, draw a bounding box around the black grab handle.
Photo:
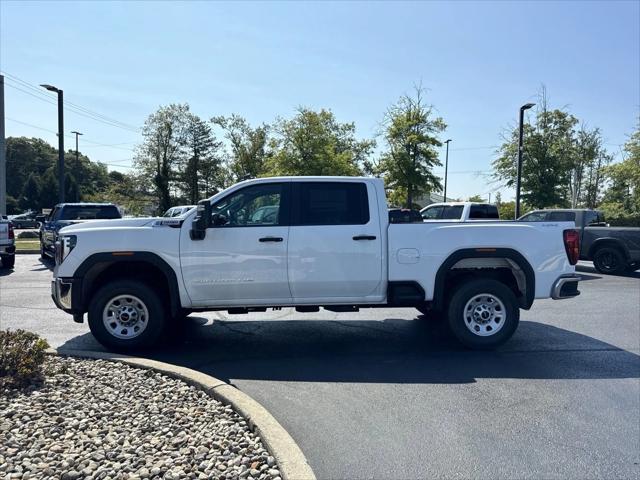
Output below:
[259,237,284,242]
[353,235,377,241]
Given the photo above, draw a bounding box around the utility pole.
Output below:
[71,131,83,201]
[41,84,64,203]
[515,102,535,219]
[443,139,452,201]
[0,75,6,216]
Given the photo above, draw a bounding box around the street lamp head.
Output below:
[521,103,536,111]
[445,139,452,144]
[71,131,83,136]
[40,84,59,93]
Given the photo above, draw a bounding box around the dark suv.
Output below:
[38,203,121,259]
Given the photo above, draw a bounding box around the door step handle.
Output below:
[353,235,377,240]
[259,237,283,242]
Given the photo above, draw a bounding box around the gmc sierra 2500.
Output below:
[52,176,581,351]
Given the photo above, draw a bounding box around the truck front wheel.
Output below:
[447,279,519,350]
[88,280,167,352]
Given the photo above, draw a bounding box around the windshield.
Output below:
[59,205,121,220]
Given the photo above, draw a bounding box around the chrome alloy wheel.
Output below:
[463,293,506,337]
[102,294,149,339]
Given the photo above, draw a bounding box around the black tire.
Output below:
[1,255,15,269]
[447,279,520,350]
[88,280,168,352]
[593,247,626,275]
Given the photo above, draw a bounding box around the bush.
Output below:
[17,230,40,239]
[0,329,50,388]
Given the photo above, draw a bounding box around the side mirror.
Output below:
[35,215,46,224]
[190,200,211,240]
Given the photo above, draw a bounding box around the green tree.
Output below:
[378,86,447,208]
[20,174,41,211]
[601,120,640,216]
[212,114,269,182]
[88,171,156,216]
[266,107,374,177]
[493,89,577,208]
[467,194,485,202]
[39,169,59,208]
[180,114,223,203]
[135,104,190,213]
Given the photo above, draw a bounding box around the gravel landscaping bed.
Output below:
[0,356,281,480]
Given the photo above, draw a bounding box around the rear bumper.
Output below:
[551,275,581,299]
[0,244,15,255]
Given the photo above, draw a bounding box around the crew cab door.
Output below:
[180,182,292,306]
[287,180,384,302]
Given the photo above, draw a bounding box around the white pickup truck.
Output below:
[52,176,581,351]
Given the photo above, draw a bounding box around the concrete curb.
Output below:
[16,250,39,254]
[49,348,316,480]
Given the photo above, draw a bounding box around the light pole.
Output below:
[443,139,452,201]
[41,84,65,203]
[71,131,83,201]
[515,103,535,219]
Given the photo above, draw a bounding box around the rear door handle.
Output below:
[353,235,377,241]
[259,236,283,242]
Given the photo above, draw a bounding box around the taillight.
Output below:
[563,229,580,265]
[8,223,14,240]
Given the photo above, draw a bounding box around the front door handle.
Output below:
[259,236,283,242]
[353,235,377,241]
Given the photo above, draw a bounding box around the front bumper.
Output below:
[551,275,581,299]
[51,277,83,315]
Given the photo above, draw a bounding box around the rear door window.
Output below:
[548,212,576,222]
[441,205,464,219]
[293,182,369,225]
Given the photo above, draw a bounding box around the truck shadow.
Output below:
[577,263,640,279]
[60,316,640,385]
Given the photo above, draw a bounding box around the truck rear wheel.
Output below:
[593,247,626,275]
[88,280,167,352]
[447,279,519,350]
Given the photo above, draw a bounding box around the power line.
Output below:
[6,117,134,169]
[449,145,498,152]
[2,72,141,133]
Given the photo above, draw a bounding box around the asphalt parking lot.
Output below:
[1,255,639,479]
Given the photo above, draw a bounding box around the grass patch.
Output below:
[15,239,40,251]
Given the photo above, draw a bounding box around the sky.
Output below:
[1,0,638,201]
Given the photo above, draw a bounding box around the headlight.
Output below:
[57,235,77,263]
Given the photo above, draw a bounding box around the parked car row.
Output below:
[518,209,640,275]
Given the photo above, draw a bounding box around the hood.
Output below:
[59,217,159,234]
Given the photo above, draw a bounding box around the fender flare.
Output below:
[432,248,536,310]
[73,252,181,315]
[587,237,630,260]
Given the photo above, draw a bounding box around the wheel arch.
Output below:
[433,248,535,311]
[75,252,181,316]
[587,238,630,260]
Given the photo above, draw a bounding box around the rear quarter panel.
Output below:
[388,221,576,300]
